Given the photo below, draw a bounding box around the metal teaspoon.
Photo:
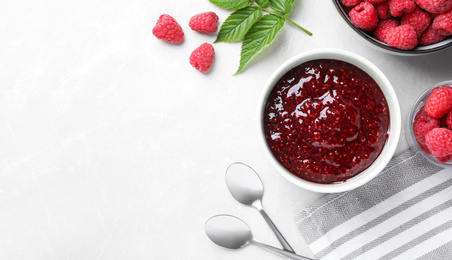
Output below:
[225,162,295,253]
[205,214,312,260]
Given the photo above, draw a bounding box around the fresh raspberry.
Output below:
[385,25,418,49]
[437,154,452,162]
[389,0,417,16]
[419,25,447,44]
[367,0,387,3]
[152,14,184,44]
[374,18,399,41]
[416,0,452,14]
[425,85,452,118]
[413,106,440,145]
[189,12,219,34]
[432,8,452,36]
[401,7,431,36]
[189,43,215,73]
[375,1,393,19]
[341,0,362,7]
[425,128,452,157]
[349,2,379,30]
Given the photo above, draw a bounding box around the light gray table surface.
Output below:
[1,0,452,259]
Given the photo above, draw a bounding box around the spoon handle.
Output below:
[253,200,295,253]
[252,240,314,260]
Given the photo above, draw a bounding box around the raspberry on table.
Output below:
[415,0,452,14]
[419,24,447,44]
[401,7,431,37]
[341,0,362,7]
[152,14,184,44]
[425,85,452,118]
[385,25,418,49]
[349,2,379,30]
[413,106,440,144]
[375,1,393,19]
[425,128,452,158]
[374,18,399,41]
[189,43,215,73]
[389,0,417,17]
[432,8,452,36]
[189,12,219,34]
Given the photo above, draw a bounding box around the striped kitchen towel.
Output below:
[295,149,452,260]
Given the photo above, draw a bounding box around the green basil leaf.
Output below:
[255,0,268,7]
[236,14,285,74]
[215,6,262,43]
[268,0,294,15]
[209,0,252,9]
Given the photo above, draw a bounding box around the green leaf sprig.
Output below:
[210,0,312,74]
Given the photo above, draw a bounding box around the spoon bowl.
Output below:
[204,214,251,249]
[226,163,264,206]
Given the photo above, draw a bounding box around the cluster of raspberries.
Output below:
[341,0,452,50]
[152,12,218,73]
[413,85,452,163]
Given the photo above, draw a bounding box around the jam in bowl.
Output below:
[258,49,401,193]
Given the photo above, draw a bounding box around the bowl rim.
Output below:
[331,0,452,55]
[408,80,452,167]
[258,48,401,193]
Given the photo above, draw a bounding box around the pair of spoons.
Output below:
[205,163,312,260]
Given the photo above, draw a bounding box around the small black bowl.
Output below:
[332,0,452,55]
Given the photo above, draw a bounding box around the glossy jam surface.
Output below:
[264,59,390,184]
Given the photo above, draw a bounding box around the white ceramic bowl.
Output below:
[258,48,401,193]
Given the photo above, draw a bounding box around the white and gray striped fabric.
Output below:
[295,149,452,260]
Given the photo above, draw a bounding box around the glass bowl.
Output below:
[332,0,452,55]
[408,80,452,167]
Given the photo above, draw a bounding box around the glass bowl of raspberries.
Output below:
[409,80,452,166]
[333,0,452,54]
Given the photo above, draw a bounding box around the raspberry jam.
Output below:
[264,59,390,184]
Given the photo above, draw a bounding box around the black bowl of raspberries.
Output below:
[333,0,452,54]
[409,80,452,166]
